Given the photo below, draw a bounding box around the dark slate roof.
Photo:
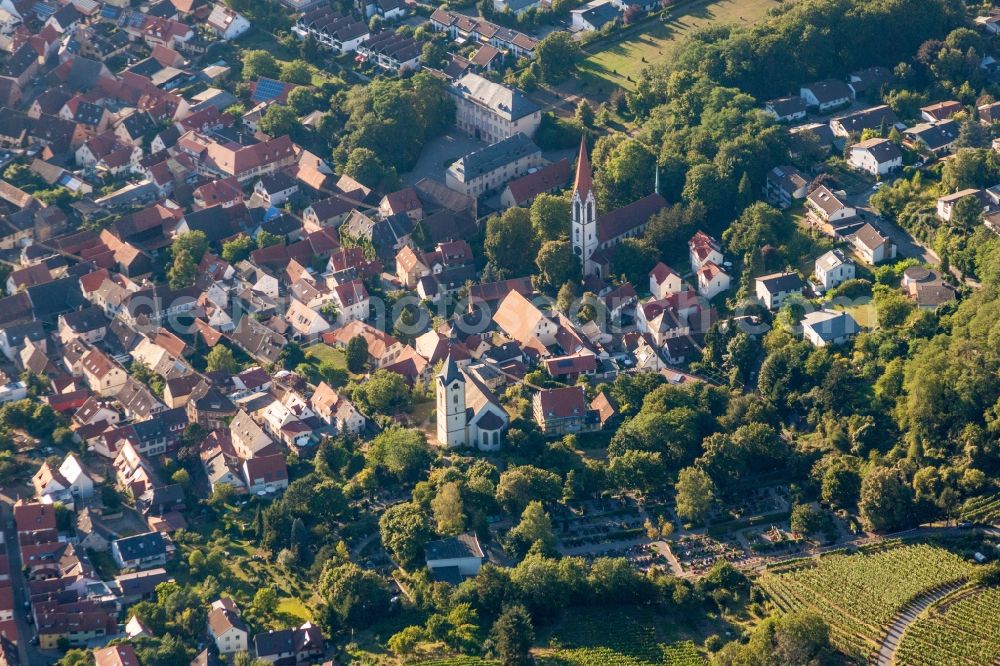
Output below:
[27,276,84,320]
[424,532,483,561]
[253,629,295,657]
[451,132,540,180]
[113,531,166,560]
[61,305,108,333]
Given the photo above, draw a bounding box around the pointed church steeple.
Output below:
[573,135,593,201]
[439,353,462,384]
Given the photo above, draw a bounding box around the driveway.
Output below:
[850,185,940,265]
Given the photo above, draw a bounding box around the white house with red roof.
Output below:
[649,262,683,299]
[688,231,723,273]
[696,262,730,300]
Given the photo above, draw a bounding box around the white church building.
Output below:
[436,355,508,450]
[571,137,668,278]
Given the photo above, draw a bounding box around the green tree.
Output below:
[259,105,297,137]
[168,248,197,289]
[485,208,539,277]
[421,39,448,68]
[242,50,279,80]
[249,587,279,625]
[950,192,984,230]
[674,466,716,523]
[287,87,318,115]
[789,503,830,537]
[535,31,580,83]
[529,193,569,242]
[279,59,312,85]
[345,335,368,373]
[608,450,667,495]
[491,604,534,666]
[206,345,239,373]
[350,370,411,414]
[506,500,556,557]
[594,135,655,209]
[821,462,861,509]
[172,230,208,263]
[366,427,430,482]
[575,99,594,127]
[535,239,580,294]
[496,465,562,514]
[318,561,391,628]
[256,231,283,250]
[859,467,915,532]
[432,481,466,535]
[713,611,837,666]
[378,501,433,567]
[222,235,255,263]
[611,237,658,287]
[344,147,389,188]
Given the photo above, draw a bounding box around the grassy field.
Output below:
[579,0,788,91]
[304,343,348,370]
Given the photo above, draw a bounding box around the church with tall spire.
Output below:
[570,136,668,278]
[436,354,509,451]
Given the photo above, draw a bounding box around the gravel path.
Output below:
[876,581,966,666]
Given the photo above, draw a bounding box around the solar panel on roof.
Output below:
[252,78,287,103]
[101,5,122,19]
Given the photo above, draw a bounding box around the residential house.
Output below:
[207,601,249,655]
[242,454,288,495]
[764,165,809,209]
[292,7,370,53]
[253,623,325,664]
[903,119,959,154]
[532,385,600,436]
[799,79,853,112]
[806,185,859,234]
[847,66,892,98]
[310,382,365,434]
[848,138,902,176]
[920,100,962,122]
[902,266,957,309]
[649,262,683,299]
[829,105,901,138]
[206,5,250,40]
[80,348,128,395]
[936,188,988,222]
[688,231,723,273]
[813,249,856,291]
[849,222,896,265]
[111,531,168,570]
[764,96,808,123]
[356,31,422,73]
[283,298,330,342]
[230,410,276,459]
[801,309,858,347]
[695,261,730,300]
[755,272,804,310]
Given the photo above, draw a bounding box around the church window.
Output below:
[453,395,458,404]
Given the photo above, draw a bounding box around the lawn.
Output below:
[304,343,348,371]
[579,0,790,90]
